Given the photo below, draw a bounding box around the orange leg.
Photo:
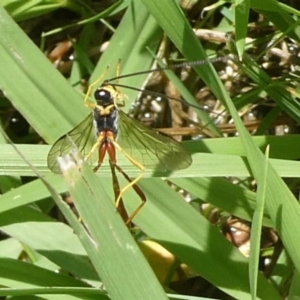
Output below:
[113,163,146,225]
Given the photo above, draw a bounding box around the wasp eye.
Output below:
[94,89,111,101]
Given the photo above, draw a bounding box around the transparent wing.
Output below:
[47,114,97,173]
[118,111,192,171]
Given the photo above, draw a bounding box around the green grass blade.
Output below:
[171,177,273,228]
[3,138,300,177]
[238,57,300,124]
[235,0,250,59]
[140,0,228,105]
[0,4,86,144]
[251,0,300,40]
[0,258,101,300]
[0,206,99,284]
[57,152,168,300]
[2,143,300,178]
[249,146,269,300]
[217,60,300,279]
[0,286,109,299]
[0,134,167,298]
[132,178,280,300]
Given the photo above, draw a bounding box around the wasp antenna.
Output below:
[111,82,223,115]
[168,54,234,70]
[105,55,234,83]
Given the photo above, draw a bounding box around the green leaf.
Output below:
[249,146,269,299]
[235,0,250,58]
[132,178,280,300]
[55,152,168,300]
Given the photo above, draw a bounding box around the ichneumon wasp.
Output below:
[46,59,215,223]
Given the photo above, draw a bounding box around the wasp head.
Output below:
[94,88,114,107]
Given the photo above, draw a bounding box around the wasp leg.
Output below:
[111,140,146,222]
[84,66,110,108]
[85,133,105,171]
[114,163,146,225]
[109,160,132,225]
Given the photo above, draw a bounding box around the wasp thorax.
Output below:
[94,88,113,106]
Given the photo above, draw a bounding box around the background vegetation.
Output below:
[1,0,300,299]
